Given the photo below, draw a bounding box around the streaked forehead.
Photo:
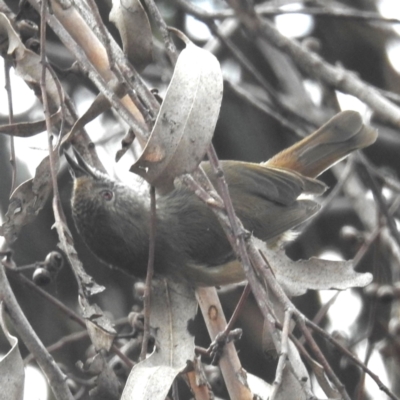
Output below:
[73,175,115,192]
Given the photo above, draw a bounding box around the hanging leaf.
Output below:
[109,0,153,72]
[0,302,24,400]
[256,239,373,297]
[131,32,223,193]
[121,279,197,400]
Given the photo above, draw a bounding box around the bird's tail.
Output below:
[265,111,378,178]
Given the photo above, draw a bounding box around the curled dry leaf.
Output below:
[109,0,153,72]
[121,279,197,400]
[255,239,373,297]
[0,302,24,400]
[130,33,223,193]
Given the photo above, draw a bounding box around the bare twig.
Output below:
[225,0,400,127]
[270,308,292,400]
[174,1,400,25]
[4,58,17,195]
[195,286,253,400]
[355,156,400,251]
[142,0,178,65]
[140,185,156,361]
[307,319,399,400]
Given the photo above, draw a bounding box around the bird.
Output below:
[65,111,377,286]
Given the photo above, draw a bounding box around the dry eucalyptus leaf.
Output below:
[131,33,223,193]
[255,239,373,297]
[121,279,197,400]
[79,297,116,352]
[275,367,308,400]
[273,340,311,400]
[0,13,60,112]
[109,0,153,72]
[0,302,24,400]
[0,110,61,137]
[246,373,271,400]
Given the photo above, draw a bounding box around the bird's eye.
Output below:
[101,190,113,201]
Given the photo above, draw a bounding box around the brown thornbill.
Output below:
[66,111,377,286]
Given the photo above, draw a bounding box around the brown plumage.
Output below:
[66,111,377,286]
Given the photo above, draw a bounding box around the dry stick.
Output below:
[296,314,347,398]
[356,341,375,400]
[196,287,253,400]
[272,316,337,398]
[306,319,399,400]
[172,1,400,24]
[270,308,293,400]
[207,283,250,363]
[140,185,156,361]
[0,262,74,400]
[352,197,400,268]
[142,0,178,65]
[226,0,400,127]
[24,317,129,365]
[355,157,400,251]
[4,58,17,195]
[257,19,400,127]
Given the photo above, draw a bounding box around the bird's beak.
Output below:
[64,149,98,179]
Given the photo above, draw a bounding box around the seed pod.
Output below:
[32,267,51,286]
[44,251,64,273]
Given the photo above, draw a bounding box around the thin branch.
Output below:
[307,319,399,400]
[142,0,178,65]
[174,1,400,25]
[270,308,292,400]
[225,0,400,127]
[355,156,400,252]
[4,58,17,195]
[140,185,156,361]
